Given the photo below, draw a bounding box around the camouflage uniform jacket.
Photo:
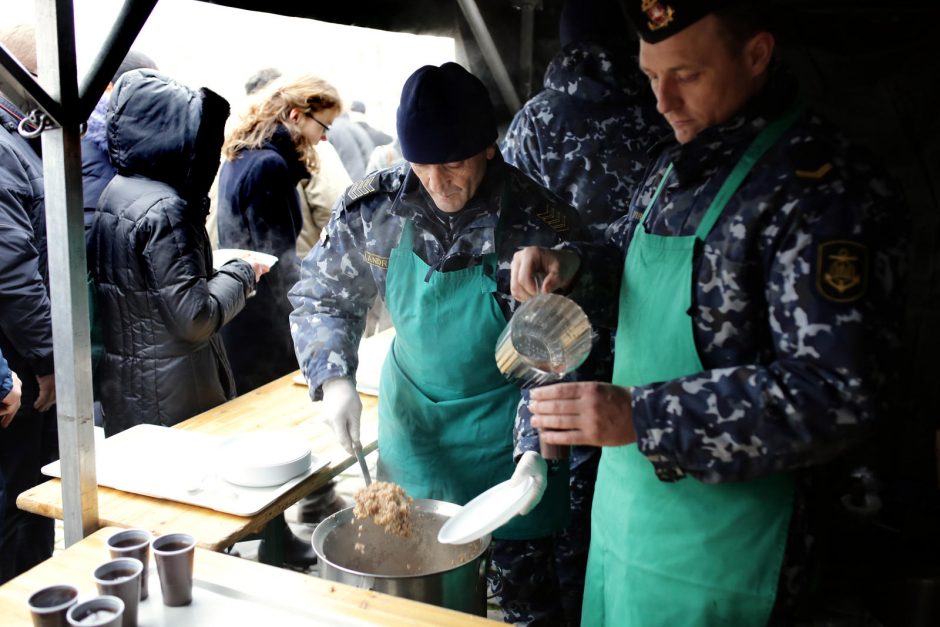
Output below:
[501,43,667,243]
[562,67,909,613]
[288,155,585,400]
[571,68,908,485]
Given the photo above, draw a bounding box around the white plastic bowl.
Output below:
[218,432,312,488]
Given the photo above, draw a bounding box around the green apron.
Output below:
[582,106,802,626]
[378,218,567,540]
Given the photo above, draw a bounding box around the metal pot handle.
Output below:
[479,543,494,586]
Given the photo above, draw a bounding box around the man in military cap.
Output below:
[511,1,908,624]
[289,62,586,624]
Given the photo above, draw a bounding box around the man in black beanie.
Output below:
[290,62,587,624]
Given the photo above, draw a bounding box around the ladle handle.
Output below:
[354,442,372,485]
[534,272,544,294]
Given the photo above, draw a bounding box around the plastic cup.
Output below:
[106,529,151,601]
[539,438,570,461]
[151,533,196,606]
[93,558,142,627]
[27,584,79,627]
[65,595,124,627]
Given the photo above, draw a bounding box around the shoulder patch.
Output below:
[788,141,833,180]
[816,240,868,303]
[535,204,570,233]
[346,173,379,203]
[364,251,389,269]
[796,163,833,179]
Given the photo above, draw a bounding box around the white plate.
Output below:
[213,248,279,271]
[437,475,535,545]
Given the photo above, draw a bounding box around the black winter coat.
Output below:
[90,70,255,435]
[0,94,53,407]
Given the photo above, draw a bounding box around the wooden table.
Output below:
[0,527,500,626]
[16,371,379,552]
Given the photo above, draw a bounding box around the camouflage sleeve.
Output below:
[514,389,540,461]
[288,195,377,400]
[631,170,907,484]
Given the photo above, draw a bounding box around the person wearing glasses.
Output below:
[289,63,587,624]
[217,74,341,396]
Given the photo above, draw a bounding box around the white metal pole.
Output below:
[456,0,522,112]
[35,0,99,546]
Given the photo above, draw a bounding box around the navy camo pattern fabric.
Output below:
[570,66,908,483]
[502,43,667,242]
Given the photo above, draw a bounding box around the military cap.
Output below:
[625,0,735,43]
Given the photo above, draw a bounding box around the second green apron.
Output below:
[582,106,802,625]
[378,218,567,540]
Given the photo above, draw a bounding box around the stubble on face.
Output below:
[639,14,772,144]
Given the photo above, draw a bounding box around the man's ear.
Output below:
[485,144,497,160]
[745,31,775,77]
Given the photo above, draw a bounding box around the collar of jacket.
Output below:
[264,124,311,185]
[650,63,800,187]
[544,43,649,104]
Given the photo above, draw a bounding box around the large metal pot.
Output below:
[311,498,491,615]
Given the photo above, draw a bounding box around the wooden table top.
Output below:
[16,371,379,551]
[0,527,500,626]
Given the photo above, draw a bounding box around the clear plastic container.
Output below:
[495,291,592,388]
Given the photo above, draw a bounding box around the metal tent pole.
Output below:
[514,0,541,100]
[456,0,521,112]
[31,0,159,546]
[35,0,98,546]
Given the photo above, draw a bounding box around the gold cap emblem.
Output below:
[641,0,675,31]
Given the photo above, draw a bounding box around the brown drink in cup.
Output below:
[151,533,196,607]
[539,430,570,461]
[27,584,78,627]
[106,529,151,601]
[94,558,143,627]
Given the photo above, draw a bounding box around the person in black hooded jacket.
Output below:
[90,69,266,436]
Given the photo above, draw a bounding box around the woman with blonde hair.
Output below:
[217,73,341,395]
